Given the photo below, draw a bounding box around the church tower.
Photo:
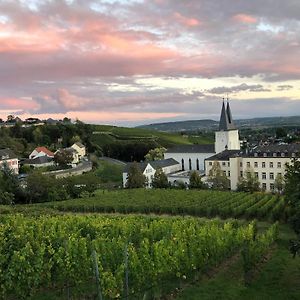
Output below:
[215,99,240,153]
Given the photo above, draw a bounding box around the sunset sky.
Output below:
[0,0,300,126]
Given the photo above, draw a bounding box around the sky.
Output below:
[0,0,300,126]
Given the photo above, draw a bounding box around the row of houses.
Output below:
[0,142,86,174]
[123,101,300,192]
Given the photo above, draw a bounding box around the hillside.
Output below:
[137,115,300,132]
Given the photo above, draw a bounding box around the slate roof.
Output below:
[0,148,18,160]
[24,156,53,165]
[205,150,241,161]
[166,144,215,154]
[205,143,300,161]
[219,101,236,131]
[124,158,180,173]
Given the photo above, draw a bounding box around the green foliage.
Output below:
[237,168,260,193]
[189,171,206,189]
[0,214,265,299]
[144,147,166,161]
[54,149,73,167]
[125,162,146,188]
[152,168,169,188]
[274,173,284,193]
[43,189,286,221]
[284,158,300,234]
[207,161,230,190]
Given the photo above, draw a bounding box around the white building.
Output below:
[0,148,19,174]
[123,158,181,188]
[71,142,86,160]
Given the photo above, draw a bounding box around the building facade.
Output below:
[0,148,19,174]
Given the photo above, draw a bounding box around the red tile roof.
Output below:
[35,146,54,157]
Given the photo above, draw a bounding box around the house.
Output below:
[65,147,80,165]
[71,142,86,160]
[0,148,19,174]
[29,147,54,159]
[23,156,54,168]
[123,158,181,188]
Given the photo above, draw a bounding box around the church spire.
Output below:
[218,98,236,131]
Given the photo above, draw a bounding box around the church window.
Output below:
[181,159,185,171]
[196,159,199,170]
[189,158,192,170]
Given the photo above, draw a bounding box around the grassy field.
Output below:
[91,124,213,148]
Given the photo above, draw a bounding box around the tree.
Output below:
[207,161,230,190]
[145,147,166,161]
[125,162,146,188]
[54,149,73,167]
[189,171,205,189]
[284,158,300,234]
[274,173,284,193]
[237,168,260,193]
[152,168,169,188]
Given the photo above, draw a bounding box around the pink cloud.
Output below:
[232,14,257,24]
[174,12,201,27]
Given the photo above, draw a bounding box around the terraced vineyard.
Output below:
[43,189,287,221]
[0,214,278,299]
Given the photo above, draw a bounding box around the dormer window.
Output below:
[263,153,267,157]
[292,153,296,157]
[273,153,277,157]
[254,153,258,157]
[281,153,285,157]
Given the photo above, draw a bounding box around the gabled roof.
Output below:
[205,150,241,161]
[219,101,236,131]
[124,158,180,173]
[0,148,18,160]
[166,144,215,154]
[24,156,53,165]
[35,147,54,157]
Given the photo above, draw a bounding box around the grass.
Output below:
[176,224,300,300]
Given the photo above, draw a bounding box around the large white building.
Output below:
[0,148,19,174]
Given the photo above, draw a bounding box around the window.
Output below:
[263,153,267,157]
[273,153,277,157]
[292,153,296,157]
[240,162,243,167]
[209,161,212,166]
[254,153,258,157]
[262,172,266,179]
[181,159,185,171]
[189,158,192,170]
[196,159,199,171]
[277,162,281,168]
[255,172,259,178]
[269,162,273,168]
[262,162,266,168]
[270,183,275,191]
[278,172,282,177]
[262,183,267,190]
[247,162,250,167]
[223,171,226,176]
[281,153,285,157]
[240,171,243,177]
[228,162,230,167]
[270,172,274,180]
[254,162,258,168]
[222,162,226,166]
[228,171,231,177]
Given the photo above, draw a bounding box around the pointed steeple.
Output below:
[226,99,236,130]
[218,98,236,131]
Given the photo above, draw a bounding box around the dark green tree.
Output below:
[125,162,146,188]
[237,168,260,193]
[207,161,230,190]
[54,149,73,167]
[285,158,300,234]
[189,171,205,189]
[152,168,169,188]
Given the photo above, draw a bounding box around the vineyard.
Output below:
[0,214,278,299]
[42,189,287,221]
